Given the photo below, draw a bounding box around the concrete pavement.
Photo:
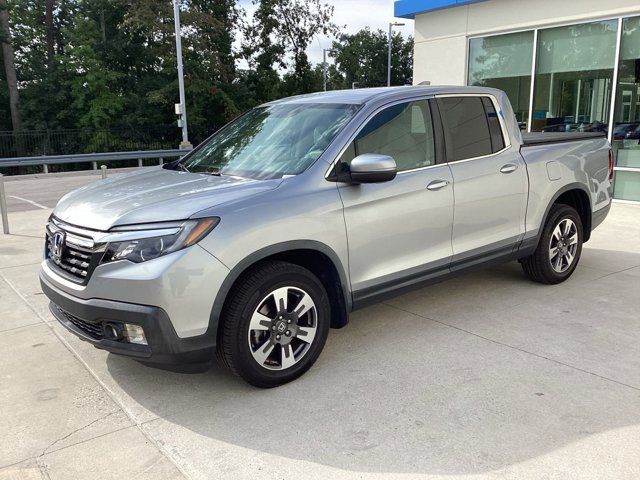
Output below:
[1,175,639,479]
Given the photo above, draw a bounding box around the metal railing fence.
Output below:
[0,149,190,169]
[0,127,183,159]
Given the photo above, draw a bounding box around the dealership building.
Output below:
[394,0,640,202]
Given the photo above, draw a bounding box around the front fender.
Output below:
[207,240,352,337]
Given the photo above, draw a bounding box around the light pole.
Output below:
[322,48,336,92]
[173,0,192,149]
[387,21,405,87]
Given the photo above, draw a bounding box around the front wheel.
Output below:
[520,204,583,284]
[217,261,330,388]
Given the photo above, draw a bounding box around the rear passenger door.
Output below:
[436,95,528,267]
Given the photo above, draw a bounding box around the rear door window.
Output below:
[437,96,498,161]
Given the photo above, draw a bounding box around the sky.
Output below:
[237,0,414,65]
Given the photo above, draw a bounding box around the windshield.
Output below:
[180,103,359,179]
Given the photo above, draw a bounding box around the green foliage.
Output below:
[0,39,9,131]
[270,0,339,94]
[242,0,285,104]
[330,28,413,89]
[0,0,414,153]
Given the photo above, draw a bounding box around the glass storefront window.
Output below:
[468,31,533,129]
[613,171,640,201]
[467,17,640,202]
[612,16,640,201]
[531,20,618,133]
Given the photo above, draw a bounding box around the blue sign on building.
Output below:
[394,0,488,19]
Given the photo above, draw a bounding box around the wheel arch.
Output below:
[520,183,593,257]
[209,241,351,341]
[549,184,592,242]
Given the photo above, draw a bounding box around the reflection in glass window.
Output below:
[437,97,493,161]
[482,97,506,152]
[348,100,436,172]
[612,16,640,201]
[182,103,358,179]
[468,31,533,129]
[531,20,618,133]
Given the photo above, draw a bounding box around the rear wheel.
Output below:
[218,261,330,388]
[520,204,583,284]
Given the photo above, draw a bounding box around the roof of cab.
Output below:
[261,85,503,106]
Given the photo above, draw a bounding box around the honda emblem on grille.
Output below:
[51,231,66,264]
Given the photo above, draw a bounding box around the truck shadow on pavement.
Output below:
[105,250,640,475]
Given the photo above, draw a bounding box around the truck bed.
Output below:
[521,131,606,147]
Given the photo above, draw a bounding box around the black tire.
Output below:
[217,260,330,388]
[520,204,583,284]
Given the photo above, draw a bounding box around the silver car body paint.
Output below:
[40,86,612,342]
[54,167,283,231]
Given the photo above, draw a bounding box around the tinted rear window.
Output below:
[437,97,492,161]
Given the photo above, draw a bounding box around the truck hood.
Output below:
[53,167,282,231]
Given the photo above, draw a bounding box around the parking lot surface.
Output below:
[1,173,639,480]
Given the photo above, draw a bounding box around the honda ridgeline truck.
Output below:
[40,86,613,387]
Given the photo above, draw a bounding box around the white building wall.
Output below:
[414,36,468,85]
[412,0,640,85]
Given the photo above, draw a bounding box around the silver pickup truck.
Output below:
[39,86,613,387]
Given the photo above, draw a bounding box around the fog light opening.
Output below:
[123,323,148,345]
[104,322,123,340]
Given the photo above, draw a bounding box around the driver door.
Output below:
[336,99,454,304]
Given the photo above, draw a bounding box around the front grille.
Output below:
[56,306,104,340]
[46,235,92,279]
[45,218,101,284]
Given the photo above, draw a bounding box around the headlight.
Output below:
[101,217,219,264]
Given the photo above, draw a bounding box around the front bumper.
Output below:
[41,273,217,372]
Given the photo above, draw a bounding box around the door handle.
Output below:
[426,179,449,191]
[500,164,518,174]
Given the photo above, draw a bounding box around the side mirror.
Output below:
[348,154,397,183]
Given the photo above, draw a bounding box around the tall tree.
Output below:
[182,0,242,127]
[0,0,22,133]
[45,0,54,63]
[63,0,132,150]
[242,0,285,104]
[0,0,418,160]
[123,0,244,139]
[247,0,339,96]
[8,0,78,132]
[0,39,9,130]
[330,28,413,89]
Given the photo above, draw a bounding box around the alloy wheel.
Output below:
[548,218,579,273]
[247,286,317,370]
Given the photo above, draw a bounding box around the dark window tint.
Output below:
[437,97,492,161]
[482,97,505,152]
[339,100,436,171]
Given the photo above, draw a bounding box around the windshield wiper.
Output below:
[172,162,190,173]
[202,167,223,176]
